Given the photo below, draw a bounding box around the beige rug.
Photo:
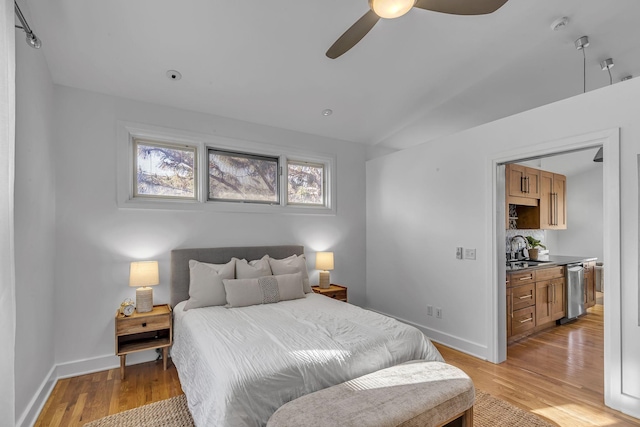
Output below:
[84,389,555,427]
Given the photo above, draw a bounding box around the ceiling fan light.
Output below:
[369,0,416,19]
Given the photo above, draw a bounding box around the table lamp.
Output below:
[315,252,334,289]
[129,260,159,313]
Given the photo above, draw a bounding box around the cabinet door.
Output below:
[535,280,552,325]
[540,171,554,229]
[553,174,567,229]
[507,165,540,199]
[507,287,512,338]
[584,262,596,308]
[550,277,566,321]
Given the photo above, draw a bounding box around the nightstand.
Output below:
[312,284,348,302]
[115,304,172,379]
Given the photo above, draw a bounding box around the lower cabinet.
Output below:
[507,265,566,344]
[584,261,596,309]
[535,278,565,325]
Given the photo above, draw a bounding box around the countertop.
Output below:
[506,255,598,272]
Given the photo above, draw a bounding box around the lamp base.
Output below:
[319,271,330,289]
[136,287,153,313]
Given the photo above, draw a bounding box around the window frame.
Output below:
[285,159,326,207]
[207,148,281,205]
[117,121,336,215]
[132,138,198,201]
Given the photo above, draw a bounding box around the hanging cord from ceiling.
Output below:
[14,1,41,49]
[600,58,614,85]
[575,36,590,93]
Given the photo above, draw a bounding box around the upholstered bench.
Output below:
[267,361,475,427]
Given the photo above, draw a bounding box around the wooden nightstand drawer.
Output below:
[116,314,171,335]
[312,284,348,302]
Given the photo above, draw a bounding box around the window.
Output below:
[287,161,325,206]
[208,149,279,204]
[119,122,335,214]
[133,139,197,200]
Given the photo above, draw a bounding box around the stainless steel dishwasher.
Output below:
[558,263,585,324]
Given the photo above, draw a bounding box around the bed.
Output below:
[170,245,443,427]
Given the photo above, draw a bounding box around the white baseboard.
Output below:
[17,351,158,427]
[365,307,489,360]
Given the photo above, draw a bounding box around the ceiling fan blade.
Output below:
[414,0,509,15]
[326,10,380,59]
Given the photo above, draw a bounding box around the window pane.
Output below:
[287,161,324,205]
[134,140,196,199]
[208,150,279,203]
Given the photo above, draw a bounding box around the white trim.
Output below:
[117,121,337,215]
[366,307,488,359]
[19,351,160,426]
[15,364,56,427]
[488,129,623,410]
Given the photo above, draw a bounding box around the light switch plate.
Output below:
[456,247,463,259]
[464,248,476,260]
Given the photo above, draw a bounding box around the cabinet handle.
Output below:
[553,284,557,304]
[519,275,533,281]
[520,317,533,324]
[518,294,532,300]
[555,193,559,226]
[142,322,147,327]
[510,293,514,318]
[520,176,525,193]
[548,285,553,303]
[527,176,530,193]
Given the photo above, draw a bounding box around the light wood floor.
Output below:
[36,302,639,427]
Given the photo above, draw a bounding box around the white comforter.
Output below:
[172,293,443,427]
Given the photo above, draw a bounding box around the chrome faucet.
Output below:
[509,235,528,260]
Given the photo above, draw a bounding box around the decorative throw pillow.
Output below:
[223,272,305,308]
[268,254,312,293]
[184,259,235,311]
[234,255,273,279]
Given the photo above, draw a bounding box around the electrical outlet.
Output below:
[427,305,433,316]
[464,248,476,260]
[456,247,463,259]
[435,307,442,319]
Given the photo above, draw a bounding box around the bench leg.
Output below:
[460,406,473,427]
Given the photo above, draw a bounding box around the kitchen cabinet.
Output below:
[540,171,567,230]
[535,278,566,325]
[506,165,567,230]
[507,164,540,200]
[507,265,566,344]
[583,261,596,308]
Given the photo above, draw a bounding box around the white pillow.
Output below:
[184,259,235,311]
[268,254,312,293]
[234,255,273,279]
[223,272,305,308]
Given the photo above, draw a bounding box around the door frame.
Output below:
[487,128,620,409]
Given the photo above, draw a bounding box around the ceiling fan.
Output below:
[326,0,509,59]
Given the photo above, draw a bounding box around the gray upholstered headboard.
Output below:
[170,245,305,307]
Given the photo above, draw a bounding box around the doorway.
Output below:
[489,128,621,408]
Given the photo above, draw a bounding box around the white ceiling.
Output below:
[22,0,640,150]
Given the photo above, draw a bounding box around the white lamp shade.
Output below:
[129,261,159,287]
[315,252,334,271]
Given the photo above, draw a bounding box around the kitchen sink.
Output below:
[507,259,553,270]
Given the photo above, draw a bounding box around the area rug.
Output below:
[84,389,555,427]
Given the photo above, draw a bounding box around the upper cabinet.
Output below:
[507,164,540,199]
[506,164,567,230]
[540,171,566,229]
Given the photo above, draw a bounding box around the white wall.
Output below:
[367,78,640,417]
[13,11,57,427]
[547,166,604,263]
[52,85,367,370]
